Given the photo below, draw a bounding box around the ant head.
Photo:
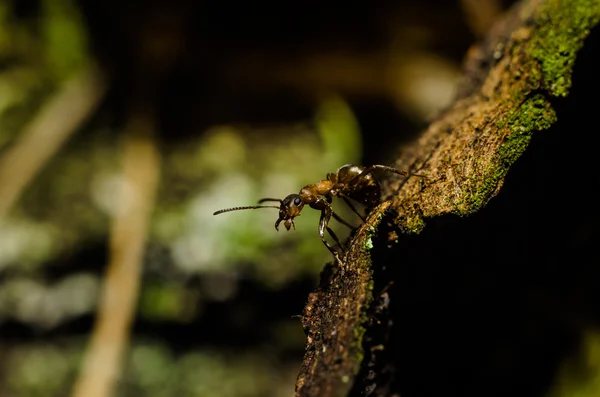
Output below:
[275,194,305,231]
[213,194,305,231]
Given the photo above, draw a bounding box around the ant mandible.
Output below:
[213,164,419,260]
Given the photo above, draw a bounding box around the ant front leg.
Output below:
[324,194,355,229]
[313,199,343,261]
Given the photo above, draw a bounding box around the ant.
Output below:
[213,164,421,260]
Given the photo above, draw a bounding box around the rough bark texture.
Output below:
[295,0,600,395]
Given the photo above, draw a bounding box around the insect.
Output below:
[213,164,420,259]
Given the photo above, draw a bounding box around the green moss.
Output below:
[530,0,600,97]
[464,95,556,212]
[367,279,374,292]
[501,95,556,162]
[349,274,372,374]
[352,321,367,372]
[466,164,505,211]
[405,214,425,234]
[462,1,598,212]
[362,225,377,251]
[494,119,507,130]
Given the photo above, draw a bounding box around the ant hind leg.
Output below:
[326,226,344,264]
[332,210,355,229]
[341,196,366,223]
[348,164,429,188]
[348,165,408,187]
[326,226,343,249]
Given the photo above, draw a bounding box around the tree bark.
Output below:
[295,0,600,396]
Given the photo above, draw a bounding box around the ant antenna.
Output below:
[213,205,280,216]
[257,198,282,204]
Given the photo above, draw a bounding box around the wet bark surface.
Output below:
[295,0,600,396]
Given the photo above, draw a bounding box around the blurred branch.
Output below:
[295,0,600,395]
[71,114,160,397]
[460,0,503,38]
[0,66,106,220]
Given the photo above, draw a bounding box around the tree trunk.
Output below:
[295,0,600,396]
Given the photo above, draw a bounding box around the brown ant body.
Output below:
[213,164,417,259]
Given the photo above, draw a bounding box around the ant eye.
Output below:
[293,197,302,206]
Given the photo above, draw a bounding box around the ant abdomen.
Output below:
[334,164,380,207]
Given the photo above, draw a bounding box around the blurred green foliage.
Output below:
[0,0,89,146]
[0,2,365,396]
[549,331,600,397]
[1,92,362,317]
[41,0,90,80]
[316,94,362,166]
[1,340,299,397]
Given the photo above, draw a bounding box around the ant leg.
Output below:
[323,196,354,228]
[341,196,366,223]
[348,165,428,188]
[326,226,343,248]
[332,211,355,229]
[348,165,408,186]
[318,204,341,258]
[258,198,282,204]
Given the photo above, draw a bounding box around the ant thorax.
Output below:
[299,180,334,203]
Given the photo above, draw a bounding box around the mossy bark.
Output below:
[295,0,600,395]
